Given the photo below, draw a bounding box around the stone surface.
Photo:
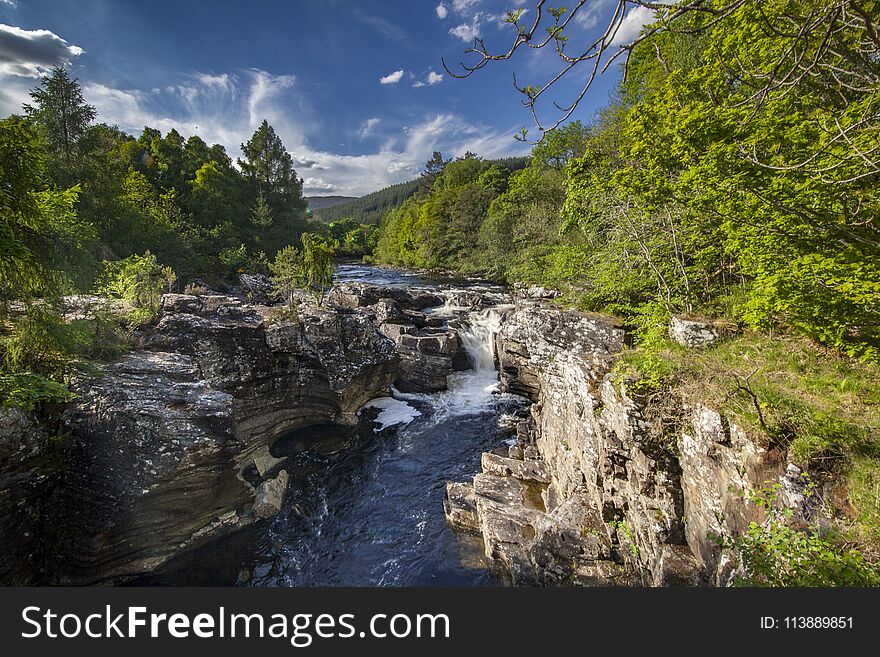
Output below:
[0,407,50,585]
[668,316,720,348]
[448,293,788,587]
[253,470,289,518]
[50,292,397,584]
[443,482,480,534]
[237,273,275,304]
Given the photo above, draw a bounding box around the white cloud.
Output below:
[0,23,84,77]
[609,5,655,46]
[0,1,18,7]
[451,0,481,13]
[379,69,404,84]
[358,116,380,138]
[449,14,483,42]
[413,70,443,88]
[303,177,336,193]
[435,3,448,19]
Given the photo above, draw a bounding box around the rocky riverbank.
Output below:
[0,274,497,585]
[444,286,803,586]
[1,272,813,586]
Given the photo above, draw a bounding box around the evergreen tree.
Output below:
[418,150,449,197]
[24,66,96,166]
[238,120,307,253]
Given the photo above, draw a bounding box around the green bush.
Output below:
[723,487,880,587]
[95,251,175,325]
[218,244,268,282]
[0,372,74,412]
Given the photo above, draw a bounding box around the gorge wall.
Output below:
[445,287,797,586]
[0,289,406,584]
[2,275,804,586]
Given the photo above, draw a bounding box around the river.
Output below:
[241,264,523,586]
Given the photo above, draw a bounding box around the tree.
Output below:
[24,66,96,166]
[239,120,307,253]
[251,191,274,228]
[0,117,96,314]
[239,120,305,211]
[300,233,336,307]
[418,151,450,196]
[95,251,175,324]
[445,0,878,159]
[269,245,305,307]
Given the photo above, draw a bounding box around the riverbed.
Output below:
[241,264,522,586]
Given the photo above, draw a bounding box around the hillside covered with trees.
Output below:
[371,0,880,571]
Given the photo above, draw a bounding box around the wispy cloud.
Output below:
[0,1,18,8]
[0,23,84,77]
[451,0,481,12]
[379,69,404,85]
[608,5,654,46]
[435,3,448,19]
[413,70,443,88]
[449,14,483,42]
[358,116,380,138]
[76,69,525,196]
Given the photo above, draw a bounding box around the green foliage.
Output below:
[612,302,681,394]
[267,234,336,307]
[95,252,175,324]
[375,153,545,274]
[218,244,268,282]
[23,66,96,168]
[0,372,75,412]
[300,233,336,307]
[2,305,92,374]
[238,120,308,254]
[269,245,305,306]
[313,179,420,225]
[722,486,880,587]
[1,117,97,312]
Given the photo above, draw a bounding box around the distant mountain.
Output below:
[306,195,359,210]
[312,179,420,225]
[313,155,530,226]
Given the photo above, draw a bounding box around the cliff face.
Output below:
[447,291,790,586]
[0,407,53,585]
[51,292,397,584]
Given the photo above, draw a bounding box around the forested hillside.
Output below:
[306,196,357,211]
[315,155,529,225]
[313,179,419,225]
[373,0,880,563]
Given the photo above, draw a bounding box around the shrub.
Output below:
[0,372,74,412]
[95,251,175,325]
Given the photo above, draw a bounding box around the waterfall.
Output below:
[457,307,504,374]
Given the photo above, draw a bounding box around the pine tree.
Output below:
[24,66,96,165]
[251,191,273,227]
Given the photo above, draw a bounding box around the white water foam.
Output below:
[394,305,512,421]
[362,397,422,431]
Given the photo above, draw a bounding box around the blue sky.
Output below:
[0,0,649,195]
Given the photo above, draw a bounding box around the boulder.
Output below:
[238,273,275,304]
[668,316,719,348]
[253,470,289,518]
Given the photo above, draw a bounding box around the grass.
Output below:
[615,329,880,545]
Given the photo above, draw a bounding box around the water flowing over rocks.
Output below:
[445,289,791,586]
[0,264,800,586]
[330,281,474,393]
